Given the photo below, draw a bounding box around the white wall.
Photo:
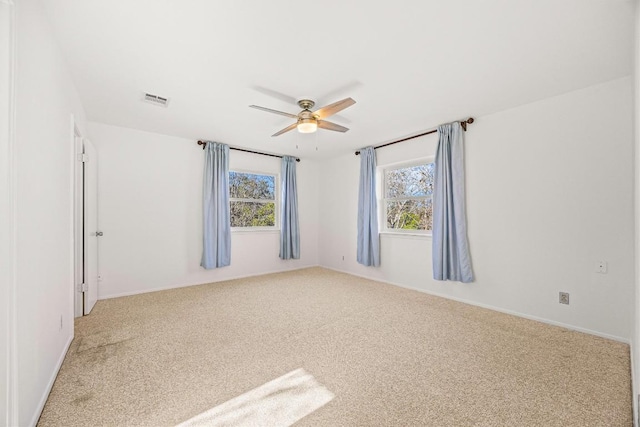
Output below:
[319,77,635,341]
[12,0,87,425]
[87,122,319,298]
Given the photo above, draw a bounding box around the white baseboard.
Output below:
[28,333,73,427]
[98,264,321,300]
[322,265,630,344]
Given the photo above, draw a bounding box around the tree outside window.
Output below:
[229,171,276,228]
[384,161,434,232]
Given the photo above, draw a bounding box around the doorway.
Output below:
[73,126,99,317]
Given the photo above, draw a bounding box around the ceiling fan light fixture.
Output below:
[297,118,317,133]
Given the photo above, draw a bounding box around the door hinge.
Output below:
[78,283,88,292]
[77,153,89,163]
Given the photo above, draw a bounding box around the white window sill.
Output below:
[231,228,280,234]
[379,231,432,239]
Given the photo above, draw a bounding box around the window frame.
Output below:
[380,157,435,236]
[229,168,279,232]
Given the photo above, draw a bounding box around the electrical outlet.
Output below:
[559,292,570,305]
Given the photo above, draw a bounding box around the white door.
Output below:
[83,139,99,314]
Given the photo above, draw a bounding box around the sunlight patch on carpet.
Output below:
[176,368,334,427]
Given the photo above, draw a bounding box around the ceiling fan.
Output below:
[249,97,356,137]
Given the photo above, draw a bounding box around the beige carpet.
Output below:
[38,267,632,426]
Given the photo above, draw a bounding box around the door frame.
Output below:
[81,138,98,314]
[72,120,84,317]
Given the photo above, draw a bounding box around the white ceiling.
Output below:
[41,0,634,159]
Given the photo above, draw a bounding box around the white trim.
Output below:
[379,231,432,239]
[323,266,630,344]
[27,335,73,427]
[0,1,18,425]
[231,228,280,234]
[72,119,83,318]
[98,265,320,300]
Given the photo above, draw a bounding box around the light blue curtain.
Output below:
[201,142,231,269]
[357,146,380,267]
[432,122,473,282]
[280,156,300,259]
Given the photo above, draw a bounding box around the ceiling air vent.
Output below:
[142,92,170,107]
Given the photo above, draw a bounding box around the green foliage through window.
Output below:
[229,171,276,227]
[385,163,434,231]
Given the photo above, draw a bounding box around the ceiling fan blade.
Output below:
[317,120,349,133]
[249,105,298,119]
[313,97,356,119]
[250,86,297,105]
[272,122,298,137]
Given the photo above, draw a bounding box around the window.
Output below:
[383,159,434,233]
[229,171,277,228]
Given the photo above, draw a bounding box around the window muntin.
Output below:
[384,161,434,233]
[229,171,277,228]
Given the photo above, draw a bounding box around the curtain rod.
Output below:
[354,118,474,156]
[197,140,300,162]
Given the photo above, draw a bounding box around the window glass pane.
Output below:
[231,201,275,227]
[229,172,275,200]
[386,198,433,231]
[386,163,434,198]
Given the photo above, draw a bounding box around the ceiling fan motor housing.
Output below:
[297,99,315,110]
[298,110,315,120]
